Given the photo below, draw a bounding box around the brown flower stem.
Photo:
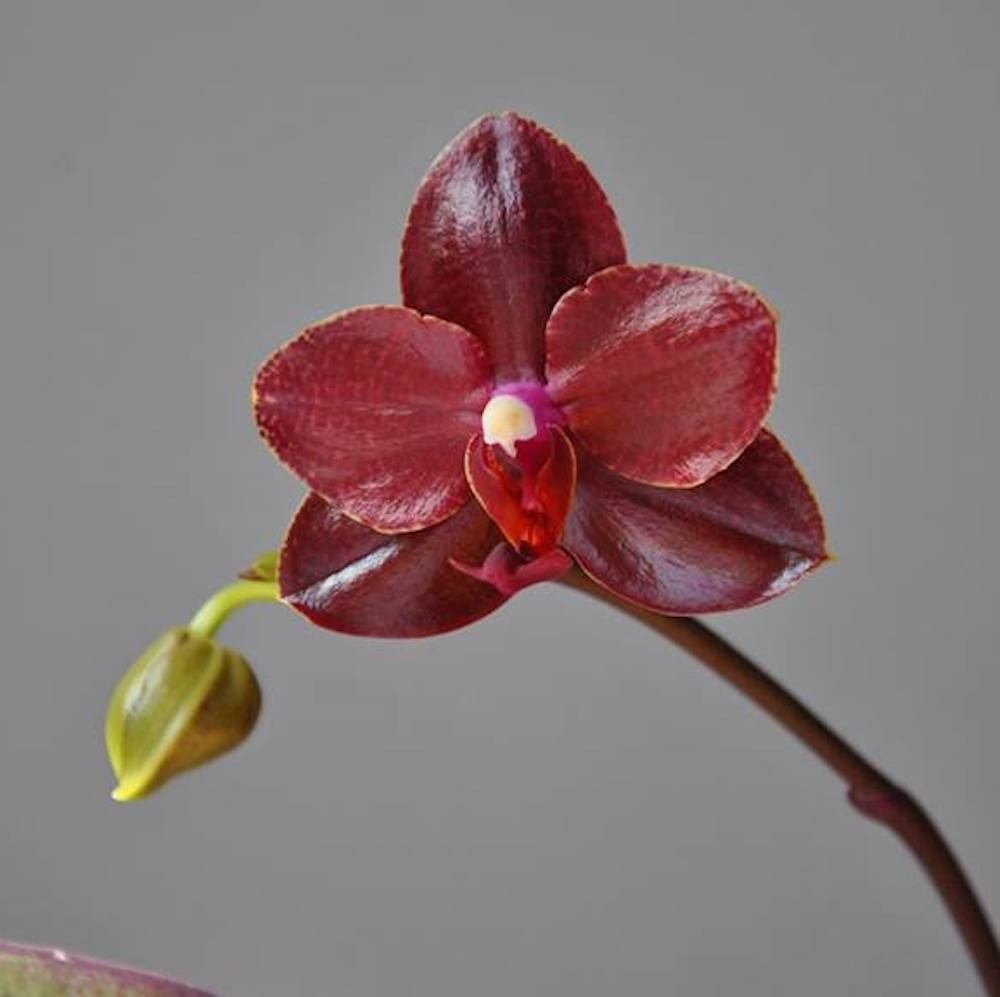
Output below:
[558,569,1000,996]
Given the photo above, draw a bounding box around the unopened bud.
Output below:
[106,628,261,801]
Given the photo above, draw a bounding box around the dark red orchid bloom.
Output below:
[254,113,827,637]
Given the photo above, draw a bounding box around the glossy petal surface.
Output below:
[563,430,826,614]
[546,265,778,487]
[0,941,212,996]
[401,113,626,381]
[464,427,576,557]
[280,494,507,637]
[255,307,492,533]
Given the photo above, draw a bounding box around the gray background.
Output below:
[0,1,997,995]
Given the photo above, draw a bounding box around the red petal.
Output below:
[562,429,827,614]
[255,306,492,533]
[401,113,626,382]
[546,265,778,488]
[464,426,576,557]
[280,494,508,637]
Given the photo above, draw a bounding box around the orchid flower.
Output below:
[253,113,827,637]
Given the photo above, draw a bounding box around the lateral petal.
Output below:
[255,306,492,533]
[547,264,777,488]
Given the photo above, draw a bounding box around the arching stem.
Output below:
[558,569,1000,996]
[187,578,280,640]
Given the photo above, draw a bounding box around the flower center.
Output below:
[481,394,537,458]
[479,382,566,464]
[466,382,575,562]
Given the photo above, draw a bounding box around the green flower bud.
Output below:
[106,628,261,801]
